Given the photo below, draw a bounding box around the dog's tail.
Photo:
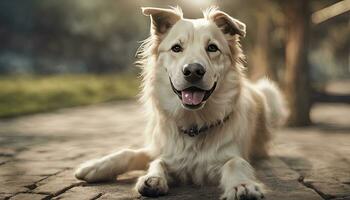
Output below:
[256,78,288,127]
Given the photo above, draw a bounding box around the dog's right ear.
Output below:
[142,7,182,36]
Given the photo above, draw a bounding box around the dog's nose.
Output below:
[182,63,206,83]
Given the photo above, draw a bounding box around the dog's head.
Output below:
[139,7,245,112]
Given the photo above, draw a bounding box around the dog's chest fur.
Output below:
[160,123,242,185]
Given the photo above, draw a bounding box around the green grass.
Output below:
[0,74,140,118]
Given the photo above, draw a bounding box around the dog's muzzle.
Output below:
[170,78,217,110]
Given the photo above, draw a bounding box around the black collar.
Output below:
[179,112,232,137]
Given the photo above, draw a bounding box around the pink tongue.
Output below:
[181,90,205,105]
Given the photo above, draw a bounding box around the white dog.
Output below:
[75,7,287,200]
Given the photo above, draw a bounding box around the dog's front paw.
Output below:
[75,158,115,183]
[136,175,169,197]
[221,182,264,200]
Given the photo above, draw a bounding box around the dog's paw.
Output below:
[221,182,264,200]
[135,175,169,197]
[75,158,115,183]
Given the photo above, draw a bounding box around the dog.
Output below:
[75,6,287,200]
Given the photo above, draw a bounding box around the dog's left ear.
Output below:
[142,7,182,36]
[209,10,246,38]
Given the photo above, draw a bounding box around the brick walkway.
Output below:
[0,101,349,200]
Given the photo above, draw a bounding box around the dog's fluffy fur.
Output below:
[75,7,287,200]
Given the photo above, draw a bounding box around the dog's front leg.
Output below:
[220,157,264,200]
[75,148,152,182]
[135,159,169,197]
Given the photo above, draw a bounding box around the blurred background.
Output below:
[0,0,349,126]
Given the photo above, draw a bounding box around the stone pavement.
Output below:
[0,101,349,200]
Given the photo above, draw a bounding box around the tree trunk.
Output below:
[250,14,273,81]
[284,1,312,126]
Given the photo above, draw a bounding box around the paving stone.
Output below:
[305,181,350,199]
[52,186,102,200]
[0,194,11,200]
[0,148,16,157]
[255,158,323,200]
[10,193,47,200]
[99,193,137,200]
[0,175,44,194]
[332,196,350,200]
[34,170,82,196]
[0,102,349,199]
[143,186,221,200]
[0,185,28,196]
[0,161,66,176]
[0,157,11,165]
[273,130,350,199]
[15,145,87,161]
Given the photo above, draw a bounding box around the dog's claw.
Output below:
[221,183,264,200]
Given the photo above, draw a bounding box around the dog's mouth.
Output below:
[170,79,217,109]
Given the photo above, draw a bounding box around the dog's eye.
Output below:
[171,44,183,53]
[207,44,219,52]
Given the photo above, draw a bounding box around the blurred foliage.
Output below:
[0,74,139,118]
[0,0,348,79]
[0,0,147,74]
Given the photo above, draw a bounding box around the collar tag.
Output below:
[188,125,199,137]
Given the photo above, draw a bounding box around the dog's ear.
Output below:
[209,10,246,38]
[142,7,182,36]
